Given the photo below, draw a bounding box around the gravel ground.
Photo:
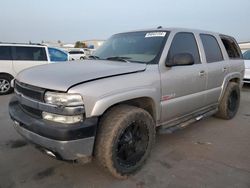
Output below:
[0,85,250,188]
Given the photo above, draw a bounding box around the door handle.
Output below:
[199,70,206,77]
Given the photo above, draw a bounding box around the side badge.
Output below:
[161,93,176,101]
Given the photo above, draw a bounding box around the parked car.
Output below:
[243,50,250,83]
[0,43,69,95]
[68,49,86,60]
[9,28,244,179]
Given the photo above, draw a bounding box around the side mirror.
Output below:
[166,53,194,67]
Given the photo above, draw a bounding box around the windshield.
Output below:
[94,31,169,64]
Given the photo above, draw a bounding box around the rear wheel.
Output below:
[0,75,13,95]
[95,105,155,179]
[215,82,240,119]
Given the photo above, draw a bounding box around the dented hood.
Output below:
[16,60,146,91]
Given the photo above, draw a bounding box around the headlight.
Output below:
[42,112,83,124]
[44,92,83,106]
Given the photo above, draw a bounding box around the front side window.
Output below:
[13,46,47,61]
[48,48,68,62]
[200,34,223,63]
[0,46,12,60]
[94,31,169,64]
[167,32,201,64]
[243,50,250,60]
[220,36,242,59]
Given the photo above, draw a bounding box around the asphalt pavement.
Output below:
[0,85,250,188]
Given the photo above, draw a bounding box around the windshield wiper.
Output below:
[88,55,100,59]
[105,56,131,63]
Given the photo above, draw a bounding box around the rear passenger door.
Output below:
[160,32,207,123]
[199,34,228,105]
[12,46,49,74]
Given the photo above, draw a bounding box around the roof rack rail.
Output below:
[0,42,46,46]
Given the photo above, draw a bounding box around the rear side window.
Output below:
[69,51,84,54]
[167,32,201,64]
[220,36,242,59]
[12,46,47,61]
[0,46,12,60]
[200,34,223,63]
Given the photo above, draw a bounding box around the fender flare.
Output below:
[219,72,242,102]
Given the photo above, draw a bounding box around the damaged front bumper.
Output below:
[9,96,98,162]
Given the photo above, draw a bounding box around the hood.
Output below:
[16,60,146,91]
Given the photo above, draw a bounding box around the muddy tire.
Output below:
[0,75,13,95]
[94,105,155,179]
[215,82,240,120]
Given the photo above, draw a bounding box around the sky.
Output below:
[0,0,249,44]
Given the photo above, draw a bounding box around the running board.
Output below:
[157,108,218,134]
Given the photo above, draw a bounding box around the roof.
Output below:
[0,42,46,47]
[116,27,223,36]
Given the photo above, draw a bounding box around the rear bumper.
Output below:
[9,96,98,161]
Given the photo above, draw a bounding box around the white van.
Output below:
[0,43,69,95]
[68,49,86,60]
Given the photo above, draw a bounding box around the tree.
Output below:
[74,41,87,48]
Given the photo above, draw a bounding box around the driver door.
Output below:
[160,32,207,124]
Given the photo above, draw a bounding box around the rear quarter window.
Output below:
[200,34,223,63]
[220,36,242,59]
[12,46,47,61]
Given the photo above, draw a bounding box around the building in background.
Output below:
[82,40,105,49]
[239,42,250,52]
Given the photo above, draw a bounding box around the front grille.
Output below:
[20,104,42,118]
[15,81,45,101]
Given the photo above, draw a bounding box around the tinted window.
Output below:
[69,51,84,54]
[48,47,68,62]
[243,50,250,60]
[13,46,47,61]
[167,32,200,64]
[0,46,12,60]
[220,36,242,59]
[200,34,223,63]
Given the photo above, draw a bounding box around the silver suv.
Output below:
[9,28,244,179]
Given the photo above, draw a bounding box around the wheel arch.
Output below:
[219,72,242,102]
[0,72,14,79]
[90,90,159,123]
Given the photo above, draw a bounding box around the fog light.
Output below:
[42,112,83,124]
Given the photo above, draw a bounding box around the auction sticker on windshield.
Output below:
[145,32,166,38]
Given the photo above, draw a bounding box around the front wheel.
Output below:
[215,82,240,119]
[0,75,13,95]
[95,105,155,179]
